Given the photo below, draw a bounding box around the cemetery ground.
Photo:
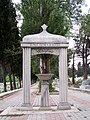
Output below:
[0,83,90,120]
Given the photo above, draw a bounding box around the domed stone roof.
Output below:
[23,24,67,44]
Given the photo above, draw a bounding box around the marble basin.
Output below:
[36,74,53,81]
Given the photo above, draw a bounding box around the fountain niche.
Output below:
[36,54,53,109]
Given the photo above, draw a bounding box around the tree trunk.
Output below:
[40,54,50,74]
[9,73,13,90]
[84,43,88,79]
[10,65,16,89]
[83,42,88,80]
[72,52,75,84]
[82,43,85,79]
[18,75,21,88]
[9,64,13,90]
[1,63,7,92]
[82,37,88,80]
[12,74,16,89]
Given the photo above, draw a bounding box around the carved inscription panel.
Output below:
[32,48,59,56]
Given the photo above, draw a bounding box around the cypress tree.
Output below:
[0,0,20,91]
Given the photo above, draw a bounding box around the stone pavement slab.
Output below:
[0,106,78,115]
[0,84,90,120]
[0,84,38,112]
[0,107,90,120]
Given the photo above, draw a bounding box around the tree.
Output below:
[67,49,73,66]
[74,14,90,79]
[17,0,83,37]
[16,0,83,71]
[50,55,58,77]
[0,65,3,83]
[0,0,20,91]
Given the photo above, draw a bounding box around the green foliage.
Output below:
[6,75,19,82]
[16,0,83,78]
[0,0,20,57]
[49,79,54,92]
[31,55,40,74]
[76,62,83,77]
[0,0,20,63]
[0,0,21,91]
[75,14,90,54]
[80,14,90,36]
[31,54,59,77]
[48,3,72,36]
[67,49,73,66]
[19,0,42,36]
[68,67,73,77]
[68,67,76,77]
[74,14,90,79]
[50,55,58,77]
[79,14,90,50]
[76,64,90,77]
[17,0,84,37]
[87,66,90,76]
[76,67,83,77]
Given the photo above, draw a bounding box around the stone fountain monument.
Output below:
[21,24,71,110]
[37,74,53,108]
[36,54,53,109]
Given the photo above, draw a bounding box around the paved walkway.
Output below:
[0,83,90,120]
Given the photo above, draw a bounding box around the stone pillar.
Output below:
[57,48,71,110]
[41,80,49,107]
[22,48,32,110]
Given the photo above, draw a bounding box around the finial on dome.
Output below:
[41,24,48,31]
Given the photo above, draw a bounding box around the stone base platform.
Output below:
[0,106,79,116]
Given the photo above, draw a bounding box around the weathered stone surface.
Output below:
[22,24,67,44]
[36,74,53,108]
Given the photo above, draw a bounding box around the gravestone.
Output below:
[80,79,90,89]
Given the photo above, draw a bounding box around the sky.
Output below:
[82,0,90,14]
[12,0,21,3]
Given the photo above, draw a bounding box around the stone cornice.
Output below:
[21,43,69,48]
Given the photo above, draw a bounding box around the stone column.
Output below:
[57,48,71,110]
[41,80,49,107]
[22,48,32,110]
